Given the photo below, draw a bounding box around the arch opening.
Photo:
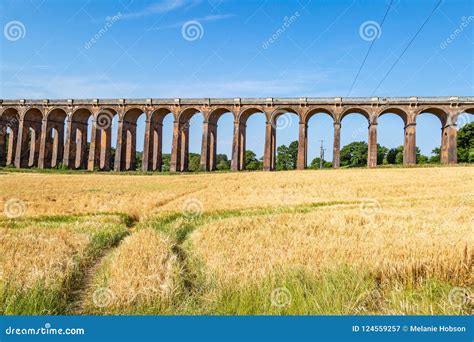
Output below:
[0,108,20,167]
[238,108,266,171]
[306,112,334,169]
[70,108,93,170]
[21,108,43,168]
[377,112,406,165]
[272,111,299,171]
[339,111,370,167]
[208,108,233,171]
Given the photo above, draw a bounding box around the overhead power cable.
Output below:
[372,0,442,95]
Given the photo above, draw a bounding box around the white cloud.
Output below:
[121,0,201,19]
[147,13,233,30]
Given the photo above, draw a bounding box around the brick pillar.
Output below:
[441,124,457,164]
[87,120,98,171]
[123,123,137,171]
[6,124,18,166]
[333,122,341,168]
[62,116,73,168]
[153,123,163,171]
[263,121,275,171]
[239,123,246,170]
[142,118,152,172]
[100,126,112,171]
[80,124,88,169]
[0,121,6,166]
[51,123,64,168]
[180,123,189,172]
[114,120,124,171]
[14,117,26,168]
[200,121,211,171]
[297,121,307,170]
[38,119,48,169]
[231,120,241,171]
[170,120,181,172]
[403,123,416,165]
[209,123,217,171]
[367,122,378,168]
[31,122,42,167]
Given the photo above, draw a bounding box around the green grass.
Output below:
[0,214,130,315]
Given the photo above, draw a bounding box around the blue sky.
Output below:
[1,0,473,162]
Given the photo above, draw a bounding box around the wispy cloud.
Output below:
[147,13,234,31]
[121,0,201,20]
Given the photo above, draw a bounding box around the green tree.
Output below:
[216,154,231,170]
[276,141,298,170]
[188,153,201,172]
[457,121,474,163]
[309,157,322,169]
[161,153,171,171]
[377,144,388,165]
[245,150,262,170]
[135,151,143,170]
[430,147,441,163]
[340,141,368,167]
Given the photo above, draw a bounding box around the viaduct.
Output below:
[0,97,473,172]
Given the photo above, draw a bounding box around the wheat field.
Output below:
[0,166,472,315]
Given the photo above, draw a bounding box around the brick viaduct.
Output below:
[0,97,473,172]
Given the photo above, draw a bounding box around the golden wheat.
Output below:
[189,199,473,286]
[84,228,180,311]
[1,167,473,217]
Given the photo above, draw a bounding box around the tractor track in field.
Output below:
[67,215,140,315]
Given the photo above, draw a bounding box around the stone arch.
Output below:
[269,107,300,171]
[304,107,335,124]
[178,107,202,122]
[305,108,335,169]
[19,108,44,168]
[234,107,267,171]
[89,107,118,171]
[452,108,474,127]
[144,108,174,171]
[170,107,204,172]
[238,107,267,124]
[0,108,20,166]
[269,106,301,125]
[204,107,235,171]
[377,107,408,126]
[67,108,94,169]
[375,108,409,165]
[415,107,449,164]
[415,107,448,126]
[340,107,371,122]
[339,107,373,168]
[42,108,68,168]
[118,108,146,171]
